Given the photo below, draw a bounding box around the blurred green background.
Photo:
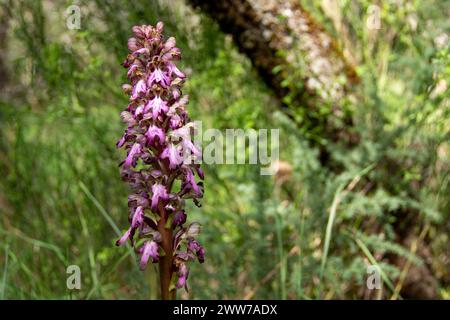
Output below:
[0,0,448,299]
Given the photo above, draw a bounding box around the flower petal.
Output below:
[140,241,159,269]
[176,263,189,289]
[161,144,183,169]
[146,125,165,145]
[116,229,132,246]
[151,184,169,211]
[124,143,142,168]
[172,210,187,228]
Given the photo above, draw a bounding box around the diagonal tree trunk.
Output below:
[188,0,358,101]
[188,0,360,147]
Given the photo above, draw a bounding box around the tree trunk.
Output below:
[188,0,359,146]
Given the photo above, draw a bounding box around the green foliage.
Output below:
[0,0,448,299]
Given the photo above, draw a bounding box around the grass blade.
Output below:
[78,181,121,237]
[319,164,375,291]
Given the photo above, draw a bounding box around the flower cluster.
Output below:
[116,22,204,290]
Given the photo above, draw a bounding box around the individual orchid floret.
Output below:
[161,143,184,169]
[147,95,169,120]
[131,79,147,99]
[146,125,165,146]
[124,143,142,168]
[140,240,160,269]
[150,184,169,211]
[175,263,189,289]
[148,68,171,87]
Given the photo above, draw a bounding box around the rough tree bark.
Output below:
[187,0,439,299]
